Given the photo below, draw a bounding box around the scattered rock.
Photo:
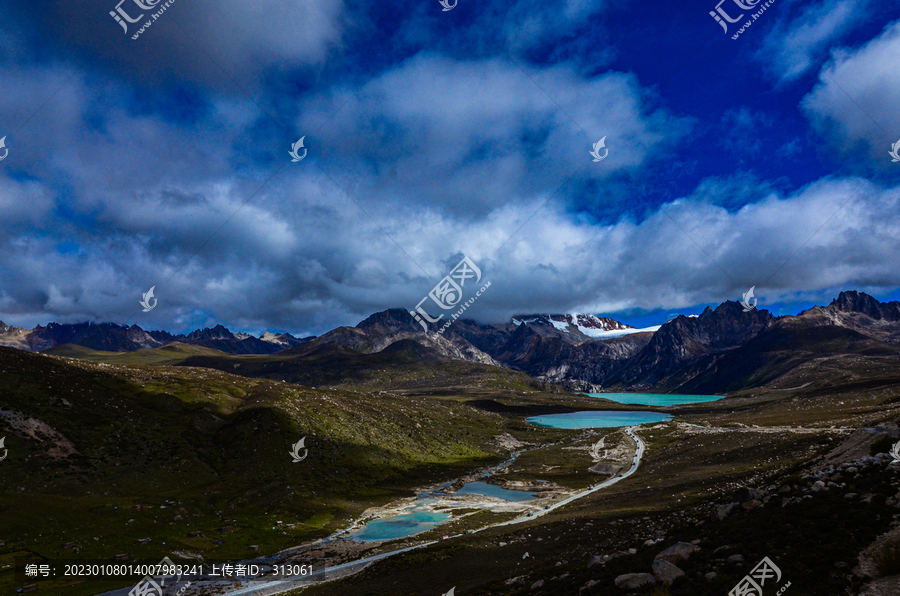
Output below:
[614,573,657,590]
[712,503,738,521]
[727,554,745,564]
[811,481,826,492]
[741,500,763,511]
[733,487,765,503]
[654,542,700,565]
[652,559,685,585]
[579,579,600,594]
[713,545,732,554]
[844,493,858,500]
[705,571,717,581]
[587,555,603,569]
[531,579,544,590]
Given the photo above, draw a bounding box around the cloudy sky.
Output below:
[1,0,899,336]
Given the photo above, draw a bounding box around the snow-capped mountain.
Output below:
[511,313,660,340]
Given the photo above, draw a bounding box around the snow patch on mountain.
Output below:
[579,325,661,338]
[511,314,659,338]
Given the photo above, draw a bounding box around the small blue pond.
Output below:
[351,508,451,542]
[586,393,723,406]
[527,410,673,429]
[455,481,536,502]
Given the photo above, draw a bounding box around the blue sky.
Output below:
[1,0,899,336]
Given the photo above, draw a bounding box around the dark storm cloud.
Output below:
[1,0,900,335]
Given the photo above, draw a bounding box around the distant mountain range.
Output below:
[0,321,313,355]
[3,290,899,393]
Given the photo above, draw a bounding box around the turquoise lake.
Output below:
[454,481,536,502]
[351,482,536,541]
[351,508,451,542]
[527,410,673,429]
[586,393,723,406]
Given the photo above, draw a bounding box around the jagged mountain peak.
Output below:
[829,290,900,320]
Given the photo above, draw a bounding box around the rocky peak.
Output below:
[829,291,900,321]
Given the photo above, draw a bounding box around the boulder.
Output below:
[652,559,685,585]
[579,579,600,594]
[727,554,745,564]
[705,571,717,581]
[712,503,738,521]
[811,481,826,492]
[531,579,544,590]
[733,487,765,504]
[713,545,732,554]
[614,573,657,590]
[741,500,763,511]
[587,555,603,568]
[654,542,700,565]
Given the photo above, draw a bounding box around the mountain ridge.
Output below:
[3,290,899,393]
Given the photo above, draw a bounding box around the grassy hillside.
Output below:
[41,341,237,366]
[0,345,571,595]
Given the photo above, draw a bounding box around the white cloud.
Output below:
[802,19,900,162]
[757,0,872,84]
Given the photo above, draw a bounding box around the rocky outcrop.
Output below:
[651,559,685,585]
[613,573,656,590]
[654,542,699,565]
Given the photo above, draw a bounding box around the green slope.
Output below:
[0,345,551,595]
